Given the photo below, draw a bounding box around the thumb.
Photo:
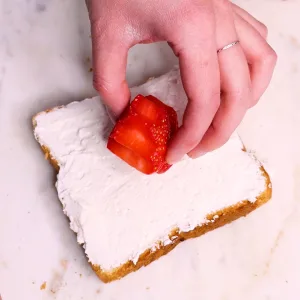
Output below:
[91,24,130,116]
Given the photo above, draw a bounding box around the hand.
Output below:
[86,0,277,163]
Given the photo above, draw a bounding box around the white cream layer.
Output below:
[34,67,267,271]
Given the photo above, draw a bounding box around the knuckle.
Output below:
[248,91,260,108]
[91,20,124,48]
[208,91,221,111]
[249,98,259,108]
[263,46,278,67]
[225,90,243,102]
[192,90,220,113]
[216,0,231,10]
[224,85,252,106]
[173,2,214,36]
[182,1,213,17]
[258,22,268,39]
[193,0,215,15]
[93,74,114,95]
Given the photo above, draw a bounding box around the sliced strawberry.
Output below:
[107,138,154,174]
[146,95,178,134]
[107,94,178,175]
[109,116,156,159]
[156,162,172,174]
[130,95,161,123]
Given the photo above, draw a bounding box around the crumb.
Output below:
[291,63,298,73]
[0,261,8,268]
[32,281,35,284]
[86,57,90,63]
[146,287,150,290]
[79,274,82,278]
[40,282,47,290]
[89,67,93,72]
[290,36,300,47]
[96,289,101,294]
[49,270,65,294]
[50,289,56,294]
[36,3,46,12]
[60,259,68,270]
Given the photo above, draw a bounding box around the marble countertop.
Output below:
[0,0,299,299]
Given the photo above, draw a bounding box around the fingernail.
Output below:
[166,153,186,165]
[105,106,117,125]
[188,151,207,159]
[166,156,181,165]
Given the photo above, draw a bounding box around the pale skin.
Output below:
[86,0,277,164]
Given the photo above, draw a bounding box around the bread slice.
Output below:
[32,67,272,283]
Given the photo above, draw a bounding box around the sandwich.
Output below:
[32,66,271,283]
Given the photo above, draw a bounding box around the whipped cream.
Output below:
[34,67,267,271]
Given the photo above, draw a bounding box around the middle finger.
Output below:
[189,0,251,157]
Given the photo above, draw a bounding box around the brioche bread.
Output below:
[32,67,272,283]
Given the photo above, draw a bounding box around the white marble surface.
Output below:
[0,0,299,299]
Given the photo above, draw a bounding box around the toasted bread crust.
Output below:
[32,110,272,283]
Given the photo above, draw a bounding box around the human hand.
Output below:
[86,0,277,163]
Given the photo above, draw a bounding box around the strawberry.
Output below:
[107,94,178,175]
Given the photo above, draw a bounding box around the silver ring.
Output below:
[217,41,240,54]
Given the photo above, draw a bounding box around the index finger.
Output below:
[166,13,220,163]
[91,21,131,117]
